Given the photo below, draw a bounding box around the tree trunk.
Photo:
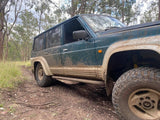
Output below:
[38,11,42,34]
[71,0,77,17]
[5,35,9,61]
[158,0,160,20]
[80,0,86,14]
[121,0,125,23]
[0,9,5,61]
[0,35,4,61]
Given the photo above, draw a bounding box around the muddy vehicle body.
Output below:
[31,14,160,120]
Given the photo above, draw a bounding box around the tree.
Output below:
[0,0,22,61]
[65,0,135,25]
[109,0,135,25]
[12,10,38,61]
[41,13,56,30]
[34,1,50,33]
[67,0,98,17]
[133,0,159,24]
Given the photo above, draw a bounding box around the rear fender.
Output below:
[30,56,52,76]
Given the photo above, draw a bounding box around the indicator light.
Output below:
[98,50,102,53]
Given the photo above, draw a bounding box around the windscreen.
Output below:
[82,15,126,32]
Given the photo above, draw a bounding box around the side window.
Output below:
[34,34,44,51]
[63,19,85,44]
[46,26,61,48]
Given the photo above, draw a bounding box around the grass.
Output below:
[9,105,16,113]
[12,61,31,67]
[0,103,3,108]
[0,61,31,88]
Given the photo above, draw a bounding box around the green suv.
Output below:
[31,14,160,120]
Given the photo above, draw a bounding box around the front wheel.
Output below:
[35,63,55,87]
[112,67,160,120]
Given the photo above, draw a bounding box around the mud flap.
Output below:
[106,77,114,96]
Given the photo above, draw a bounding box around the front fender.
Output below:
[101,35,160,81]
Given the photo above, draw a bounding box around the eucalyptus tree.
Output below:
[65,0,135,25]
[133,0,160,24]
[12,10,38,61]
[0,0,22,61]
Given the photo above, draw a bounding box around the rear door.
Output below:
[43,25,63,75]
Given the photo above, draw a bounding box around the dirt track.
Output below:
[0,67,118,120]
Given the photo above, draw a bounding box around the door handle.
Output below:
[63,49,68,52]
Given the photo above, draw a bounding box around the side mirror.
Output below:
[73,30,88,40]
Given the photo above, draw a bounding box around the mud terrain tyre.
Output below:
[112,67,160,120]
[35,63,55,87]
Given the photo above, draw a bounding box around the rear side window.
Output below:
[34,34,44,51]
[33,26,61,51]
[46,26,61,48]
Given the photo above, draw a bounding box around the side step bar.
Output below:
[52,76,104,85]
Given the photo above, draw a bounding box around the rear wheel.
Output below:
[112,67,160,120]
[35,63,55,87]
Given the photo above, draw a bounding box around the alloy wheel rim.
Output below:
[38,66,44,81]
[128,88,160,119]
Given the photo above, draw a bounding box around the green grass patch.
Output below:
[0,103,3,107]
[12,61,31,67]
[0,62,22,88]
[9,105,16,113]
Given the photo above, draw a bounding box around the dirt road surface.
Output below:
[0,67,119,120]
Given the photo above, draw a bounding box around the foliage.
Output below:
[141,1,159,23]
[33,0,52,33]
[65,0,136,25]
[10,10,38,61]
[132,0,159,24]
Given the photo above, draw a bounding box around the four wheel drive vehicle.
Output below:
[31,14,160,120]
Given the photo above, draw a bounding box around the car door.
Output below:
[61,18,97,78]
[43,25,63,75]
